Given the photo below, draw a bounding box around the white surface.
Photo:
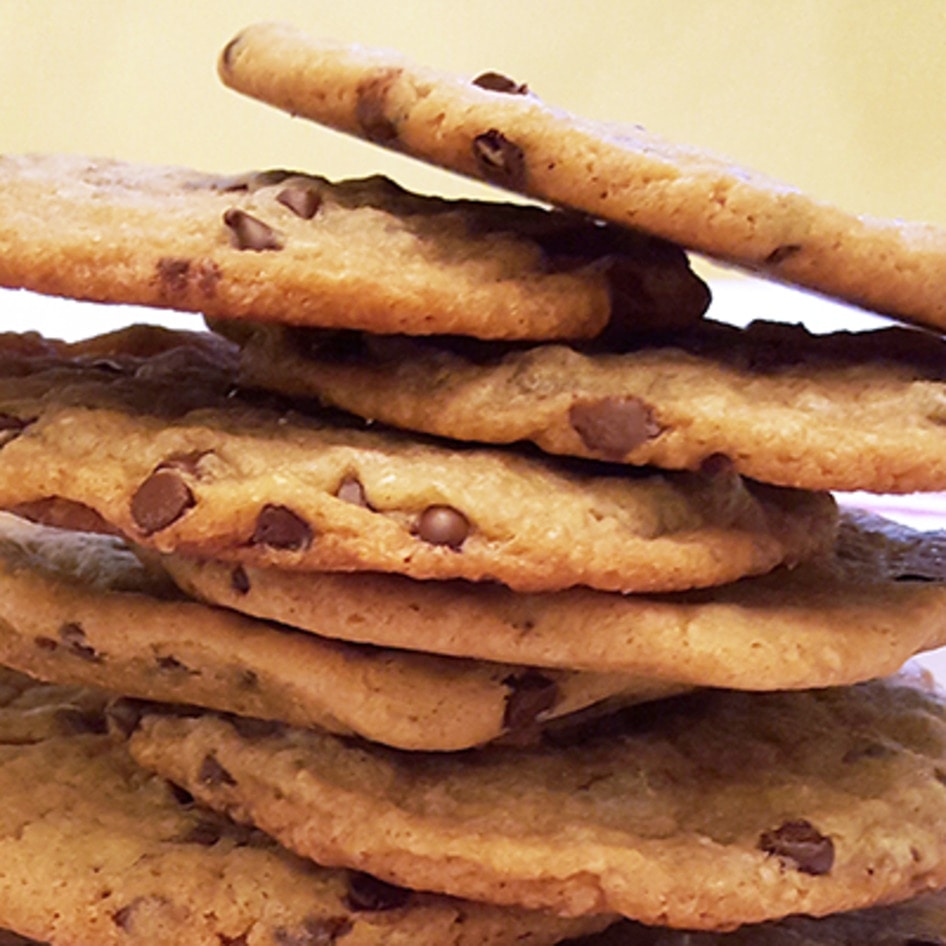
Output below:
[3,279,946,679]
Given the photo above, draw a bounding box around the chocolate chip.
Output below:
[231,565,251,594]
[59,622,102,663]
[198,753,237,788]
[336,475,369,508]
[223,208,283,251]
[503,671,559,732]
[277,185,323,219]
[130,468,195,535]
[252,505,313,551]
[568,397,661,460]
[345,871,412,911]
[415,505,469,549]
[356,69,402,144]
[759,819,834,875]
[764,244,803,266]
[472,129,526,189]
[275,917,353,946]
[472,71,529,95]
[34,636,58,652]
[112,904,136,930]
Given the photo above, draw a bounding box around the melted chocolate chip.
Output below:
[277,184,323,219]
[472,71,529,94]
[252,505,314,551]
[415,505,469,549]
[356,70,402,144]
[231,565,251,594]
[345,871,412,911]
[336,475,369,508]
[223,208,283,251]
[759,819,834,875]
[568,396,661,459]
[130,468,196,535]
[472,129,526,189]
[198,753,237,788]
[503,671,559,732]
[275,917,353,946]
[59,622,102,663]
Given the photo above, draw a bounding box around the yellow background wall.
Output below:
[1,1,944,234]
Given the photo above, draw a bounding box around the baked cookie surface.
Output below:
[0,328,835,593]
[0,153,708,341]
[125,671,946,930]
[218,21,946,335]
[226,319,946,493]
[0,513,679,751]
[157,509,946,691]
[0,683,609,946]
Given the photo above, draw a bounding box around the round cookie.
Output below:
[225,319,946,493]
[219,21,946,335]
[0,683,611,946]
[0,153,709,342]
[0,513,680,751]
[0,328,836,594]
[124,670,946,930]
[156,509,946,692]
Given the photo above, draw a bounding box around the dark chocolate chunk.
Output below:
[231,565,251,594]
[252,504,314,551]
[472,129,526,189]
[356,69,402,144]
[223,208,284,251]
[568,396,661,459]
[198,753,238,788]
[274,917,353,946]
[59,622,102,663]
[503,670,559,732]
[130,467,196,535]
[759,819,834,875]
[415,505,469,549]
[345,871,412,911]
[472,71,529,95]
[277,184,323,219]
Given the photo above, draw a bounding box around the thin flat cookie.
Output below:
[0,681,610,946]
[218,21,946,334]
[0,513,681,750]
[0,328,836,594]
[125,672,946,930]
[0,153,709,341]
[156,509,946,691]
[225,318,946,493]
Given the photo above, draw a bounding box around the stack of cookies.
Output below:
[0,19,945,945]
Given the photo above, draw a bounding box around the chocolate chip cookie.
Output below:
[125,670,946,930]
[156,508,946,691]
[224,318,946,493]
[217,21,946,335]
[0,681,611,946]
[0,152,709,341]
[0,328,836,594]
[0,512,681,750]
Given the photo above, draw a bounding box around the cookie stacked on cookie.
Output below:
[0,19,946,944]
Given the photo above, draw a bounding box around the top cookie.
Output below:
[218,21,946,334]
[0,152,708,341]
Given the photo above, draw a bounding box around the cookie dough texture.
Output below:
[0,686,609,946]
[219,21,946,334]
[229,319,946,493]
[158,509,946,691]
[0,152,709,341]
[0,513,676,751]
[126,673,946,930]
[0,328,836,593]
